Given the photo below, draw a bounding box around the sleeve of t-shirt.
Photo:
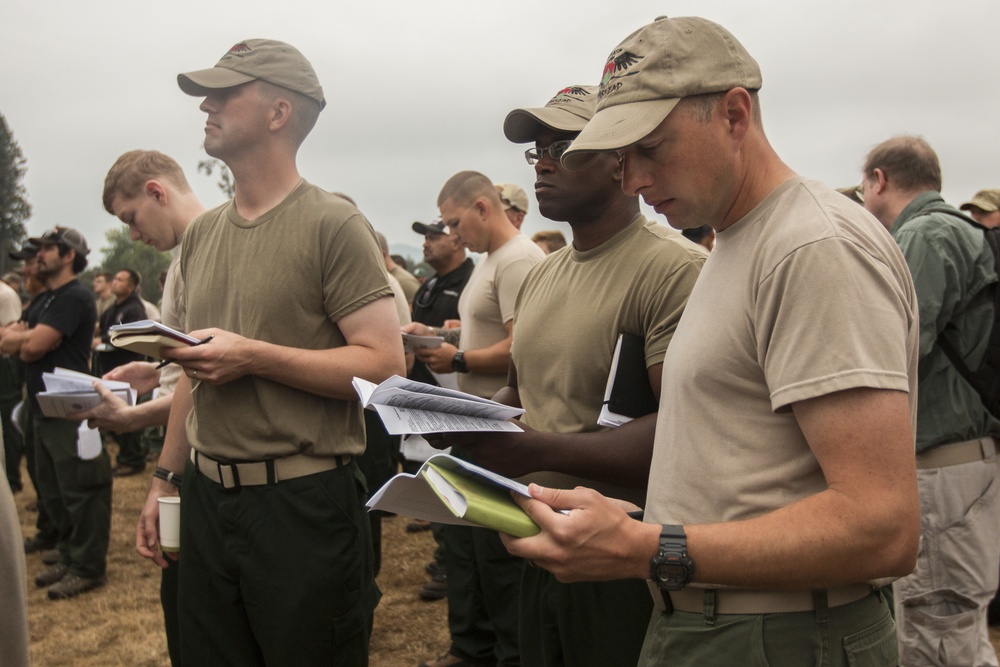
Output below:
[495,255,542,325]
[322,214,393,322]
[0,289,21,326]
[758,236,913,411]
[635,255,704,368]
[38,289,92,340]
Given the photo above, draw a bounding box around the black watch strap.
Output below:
[452,350,469,373]
[650,524,695,591]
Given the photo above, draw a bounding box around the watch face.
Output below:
[655,561,688,582]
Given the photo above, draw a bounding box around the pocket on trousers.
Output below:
[899,588,977,666]
[331,581,380,648]
[842,611,898,667]
[76,455,111,489]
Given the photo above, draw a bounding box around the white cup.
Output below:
[158,496,181,553]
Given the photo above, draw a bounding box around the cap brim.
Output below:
[561,98,681,170]
[178,68,257,97]
[961,198,999,213]
[503,107,591,143]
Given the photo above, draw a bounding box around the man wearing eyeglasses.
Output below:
[436,84,705,667]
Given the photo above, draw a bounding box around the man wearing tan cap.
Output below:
[961,188,1000,229]
[137,39,404,666]
[501,17,921,664]
[438,83,705,666]
[495,183,529,230]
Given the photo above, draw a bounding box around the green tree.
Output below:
[197,158,235,198]
[0,112,31,275]
[96,227,172,304]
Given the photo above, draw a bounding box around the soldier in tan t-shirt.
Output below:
[502,17,921,666]
[405,171,543,667]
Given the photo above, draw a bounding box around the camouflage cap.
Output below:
[960,189,1000,213]
[563,16,761,169]
[503,85,598,143]
[29,227,89,257]
[495,184,529,214]
[178,39,326,110]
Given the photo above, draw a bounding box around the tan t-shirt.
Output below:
[0,281,21,326]
[157,243,185,395]
[646,178,919,532]
[457,234,544,398]
[180,181,392,460]
[389,266,420,306]
[513,215,705,505]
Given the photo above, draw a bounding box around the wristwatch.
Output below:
[452,350,469,373]
[649,524,695,590]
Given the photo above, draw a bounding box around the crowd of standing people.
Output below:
[1,13,999,667]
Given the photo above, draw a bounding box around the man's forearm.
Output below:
[157,375,194,475]
[244,339,405,401]
[531,414,656,488]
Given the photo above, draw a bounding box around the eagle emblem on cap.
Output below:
[601,52,643,87]
[228,42,251,54]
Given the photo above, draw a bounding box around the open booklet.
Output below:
[352,375,524,435]
[36,367,136,419]
[368,453,539,537]
[108,320,201,360]
[401,332,445,354]
[597,333,659,427]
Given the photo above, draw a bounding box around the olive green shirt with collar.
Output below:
[890,190,1000,452]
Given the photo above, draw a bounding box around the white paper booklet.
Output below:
[401,332,445,354]
[36,367,136,419]
[352,375,523,435]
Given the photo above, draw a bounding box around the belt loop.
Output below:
[813,590,829,625]
[703,589,717,626]
[230,464,241,489]
[266,459,277,485]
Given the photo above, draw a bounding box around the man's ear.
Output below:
[721,88,752,143]
[269,98,293,132]
[145,180,168,205]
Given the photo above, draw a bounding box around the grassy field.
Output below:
[15,452,1000,665]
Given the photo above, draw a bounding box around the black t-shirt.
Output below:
[409,258,475,385]
[26,279,97,411]
[97,292,147,370]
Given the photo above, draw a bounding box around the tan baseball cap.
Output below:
[562,16,761,169]
[178,39,326,110]
[503,85,598,143]
[960,189,1000,213]
[496,184,529,214]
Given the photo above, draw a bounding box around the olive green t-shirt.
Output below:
[512,216,705,506]
[180,181,392,461]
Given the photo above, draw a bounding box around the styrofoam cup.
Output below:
[158,496,181,552]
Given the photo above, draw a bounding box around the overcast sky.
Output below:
[2,0,998,264]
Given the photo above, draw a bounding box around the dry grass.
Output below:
[17,451,448,667]
[16,452,1000,665]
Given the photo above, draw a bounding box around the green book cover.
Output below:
[420,463,540,538]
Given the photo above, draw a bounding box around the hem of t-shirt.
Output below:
[326,287,394,323]
[770,369,910,413]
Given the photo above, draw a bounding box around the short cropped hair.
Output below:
[686,89,762,127]
[437,171,502,209]
[257,81,322,149]
[117,268,140,289]
[103,150,191,214]
[863,136,942,193]
[531,230,567,252]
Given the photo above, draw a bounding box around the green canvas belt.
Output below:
[191,449,352,490]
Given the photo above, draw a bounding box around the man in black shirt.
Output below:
[0,227,109,600]
[408,219,473,386]
[93,269,148,476]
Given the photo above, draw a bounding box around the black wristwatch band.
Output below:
[650,524,695,591]
[452,350,469,373]
[153,467,183,488]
